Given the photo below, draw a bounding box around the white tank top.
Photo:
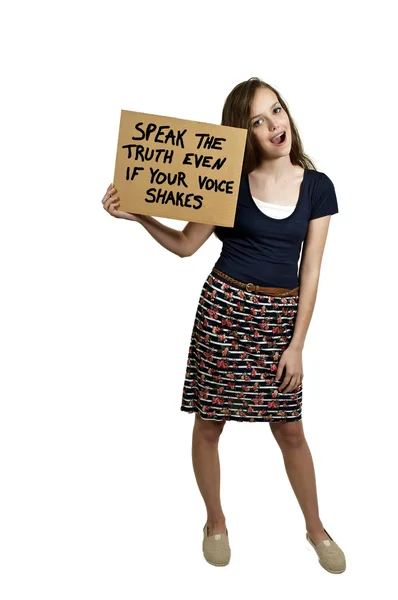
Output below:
[252,197,295,219]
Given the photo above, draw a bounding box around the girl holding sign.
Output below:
[101,77,345,574]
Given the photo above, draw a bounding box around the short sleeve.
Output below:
[310,172,339,220]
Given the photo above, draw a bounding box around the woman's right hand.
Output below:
[102,183,143,222]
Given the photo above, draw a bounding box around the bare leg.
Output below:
[191,413,227,536]
[270,420,329,546]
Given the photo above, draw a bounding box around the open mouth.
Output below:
[271,131,286,145]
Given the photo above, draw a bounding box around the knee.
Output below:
[270,423,305,450]
[194,413,225,442]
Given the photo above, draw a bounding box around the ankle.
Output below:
[306,522,324,534]
[206,517,226,525]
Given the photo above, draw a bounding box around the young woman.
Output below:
[101,77,346,574]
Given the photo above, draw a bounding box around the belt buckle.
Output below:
[246,282,255,292]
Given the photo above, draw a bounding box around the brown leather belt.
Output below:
[212,267,299,296]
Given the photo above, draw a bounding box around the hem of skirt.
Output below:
[180,405,302,423]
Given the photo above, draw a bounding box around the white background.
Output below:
[1,1,397,598]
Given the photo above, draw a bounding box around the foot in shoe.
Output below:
[206,521,227,536]
[307,527,330,546]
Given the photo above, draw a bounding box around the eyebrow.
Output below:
[250,101,280,121]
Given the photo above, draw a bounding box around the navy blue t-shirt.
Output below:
[213,169,338,289]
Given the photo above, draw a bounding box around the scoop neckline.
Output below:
[252,198,292,210]
[246,168,308,222]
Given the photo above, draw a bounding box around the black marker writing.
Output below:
[126,165,145,181]
[182,154,227,170]
[148,168,188,188]
[145,188,203,210]
[122,144,174,164]
[198,176,234,193]
[132,122,187,147]
[195,134,226,150]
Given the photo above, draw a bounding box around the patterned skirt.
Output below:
[180,268,303,423]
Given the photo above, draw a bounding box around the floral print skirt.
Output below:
[180,268,303,423]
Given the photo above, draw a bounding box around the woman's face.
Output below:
[249,87,291,158]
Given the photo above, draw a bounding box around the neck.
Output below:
[251,158,298,183]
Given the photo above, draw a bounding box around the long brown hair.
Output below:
[214,77,317,241]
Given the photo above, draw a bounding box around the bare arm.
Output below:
[181,221,217,256]
[291,215,332,350]
[102,184,216,257]
[137,215,216,258]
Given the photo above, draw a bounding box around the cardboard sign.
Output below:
[112,110,247,227]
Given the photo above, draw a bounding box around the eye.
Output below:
[252,107,282,127]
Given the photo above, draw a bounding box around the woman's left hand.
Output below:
[275,346,303,393]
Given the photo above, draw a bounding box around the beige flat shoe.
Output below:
[306,528,346,574]
[202,523,231,566]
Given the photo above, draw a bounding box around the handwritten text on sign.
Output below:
[113,110,247,227]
